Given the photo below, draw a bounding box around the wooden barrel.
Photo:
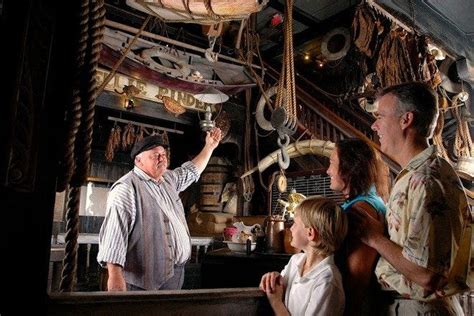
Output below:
[200,157,229,212]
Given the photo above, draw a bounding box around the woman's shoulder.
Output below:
[345,190,386,214]
[349,201,380,220]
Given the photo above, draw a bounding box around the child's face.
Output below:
[290,209,310,249]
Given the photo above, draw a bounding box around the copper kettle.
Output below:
[264,216,285,253]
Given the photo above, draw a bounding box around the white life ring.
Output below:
[439,58,462,93]
[140,47,191,77]
[321,27,351,61]
[358,97,377,113]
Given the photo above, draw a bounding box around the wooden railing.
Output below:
[48,288,271,315]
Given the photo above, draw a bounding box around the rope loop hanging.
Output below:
[272,0,297,170]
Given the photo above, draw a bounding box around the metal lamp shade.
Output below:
[193,87,229,104]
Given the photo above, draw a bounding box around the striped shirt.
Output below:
[97,161,199,269]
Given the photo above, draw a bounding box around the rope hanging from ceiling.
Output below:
[272,0,298,171]
[58,0,106,293]
[275,0,297,132]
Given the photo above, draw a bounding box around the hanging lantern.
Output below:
[194,87,228,132]
[199,105,215,131]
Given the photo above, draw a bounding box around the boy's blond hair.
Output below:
[297,196,348,257]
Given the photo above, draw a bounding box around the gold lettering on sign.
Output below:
[177,91,186,105]
[97,68,212,111]
[136,81,147,95]
[186,95,195,107]
[158,87,169,97]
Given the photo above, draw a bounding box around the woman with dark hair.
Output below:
[327,138,389,316]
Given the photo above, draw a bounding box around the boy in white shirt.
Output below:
[260,196,348,316]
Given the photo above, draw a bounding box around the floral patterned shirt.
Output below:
[375,146,471,301]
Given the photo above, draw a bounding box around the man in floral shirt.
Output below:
[357,82,471,315]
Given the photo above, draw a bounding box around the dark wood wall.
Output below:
[0,1,76,314]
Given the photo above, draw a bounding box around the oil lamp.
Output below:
[194,87,229,132]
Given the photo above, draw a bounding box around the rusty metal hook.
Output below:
[277,134,290,170]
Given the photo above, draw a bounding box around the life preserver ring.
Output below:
[140,47,191,77]
[358,97,377,113]
[321,27,351,61]
[439,58,462,93]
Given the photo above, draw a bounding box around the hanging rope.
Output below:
[275,0,297,126]
[273,0,298,170]
[240,17,258,202]
[59,0,106,293]
[72,0,106,187]
[59,187,81,292]
[242,88,255,202]
[204,0,222,21]
[58,0,90,291]
[56,0,90,193]
[181,0,195,20]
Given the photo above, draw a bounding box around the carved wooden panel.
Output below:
[5,2,54,191]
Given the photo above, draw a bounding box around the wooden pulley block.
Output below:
[271,107,296,136]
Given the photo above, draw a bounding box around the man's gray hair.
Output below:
[378,82,439,138]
